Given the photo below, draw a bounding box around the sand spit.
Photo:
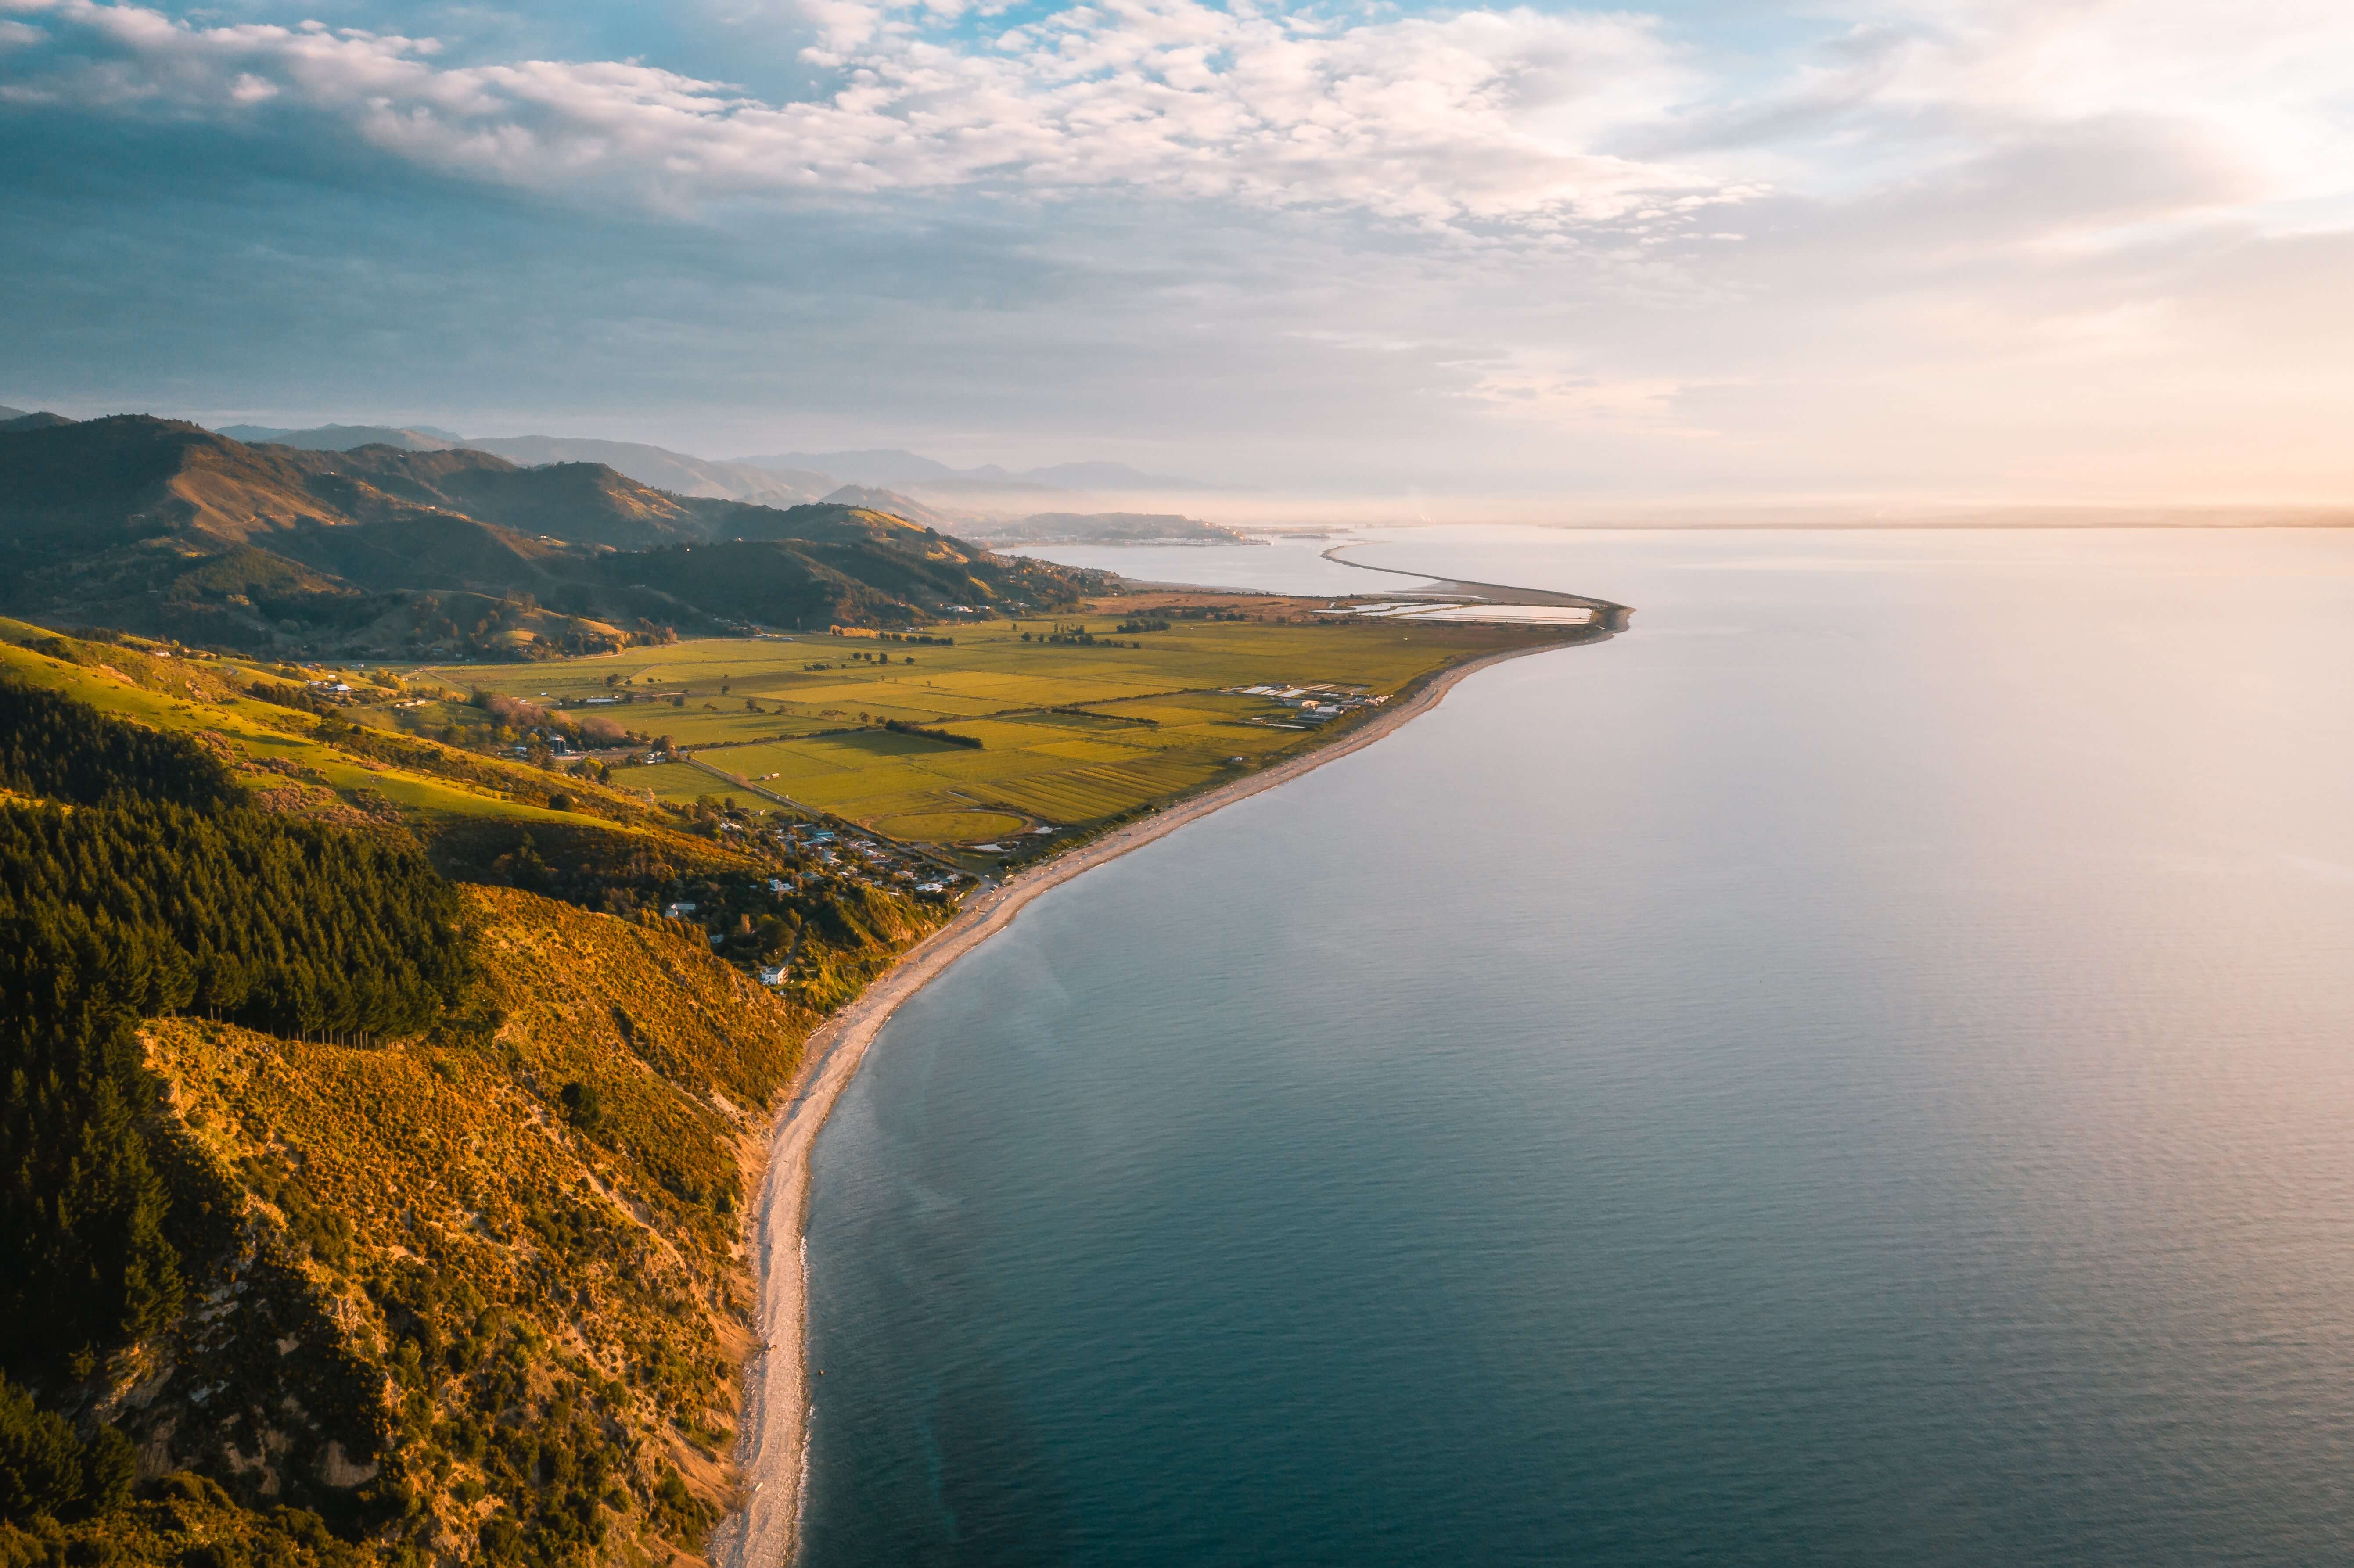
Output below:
[714,640,1561,1568]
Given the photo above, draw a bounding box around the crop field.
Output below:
[424,599,1588,847]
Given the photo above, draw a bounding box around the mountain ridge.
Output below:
[0,418,1109,657]
[457,435,834,508]
[960,510,1256,545]
[15,411,1208,502]
[218,422,462,452]
[736,448,1202,491]
[216,426,836,508]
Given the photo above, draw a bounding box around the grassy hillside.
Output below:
[0,617,950,974]
[144,890,873,1552]
[40,884,888,1568]
[0,634,945,1565]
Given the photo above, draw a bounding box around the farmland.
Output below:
[418,594,1597,851]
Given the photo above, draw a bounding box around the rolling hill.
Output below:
[215,425,837,507]
[0,417,1110,657]
[737,448,1202,491]
[460,435,833,507]
[960,510,1255,545]
[816,484,969,531]
[216,422,463,451]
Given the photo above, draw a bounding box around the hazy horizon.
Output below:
[8,0,2354,503]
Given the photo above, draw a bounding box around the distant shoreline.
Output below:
[714,636,1572,1568]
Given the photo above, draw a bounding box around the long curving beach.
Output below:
[714,640,1558,1568]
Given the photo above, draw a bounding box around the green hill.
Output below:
[0,420,1111,659]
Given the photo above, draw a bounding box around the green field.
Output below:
[419,608,1585,844]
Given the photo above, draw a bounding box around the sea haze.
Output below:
[800,528,2354,1565]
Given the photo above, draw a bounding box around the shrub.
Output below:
[881,719,981,750]
[560,1081,603,1132]
[0,1374,134,1524]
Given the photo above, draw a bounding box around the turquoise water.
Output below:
[802,529,2354,1565]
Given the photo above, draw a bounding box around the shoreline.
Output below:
[713,639,1563,1568]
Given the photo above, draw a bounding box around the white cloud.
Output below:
[0,0,1738,233]
[12,0,2350,251]
[1662,0,2354,219]
[10,0,2354,497]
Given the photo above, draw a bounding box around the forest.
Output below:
[1,682,469,1373]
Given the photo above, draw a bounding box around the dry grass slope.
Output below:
[97,887,881,1567]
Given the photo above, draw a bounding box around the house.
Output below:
[758,965,789,987]
[665,901,698,919]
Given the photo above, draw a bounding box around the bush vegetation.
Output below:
[879,718,983,749]
[0,681,935,1565]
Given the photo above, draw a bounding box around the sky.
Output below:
[5,0,2354,506]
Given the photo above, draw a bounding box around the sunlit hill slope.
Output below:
[0,624,945,1567]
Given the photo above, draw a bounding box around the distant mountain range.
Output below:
[738,449,1202,492]
[216,422,465,450]
[204,424,1207,504]
[460,436,835,508]
[0,415,1112,659]
[957,511,1256,546]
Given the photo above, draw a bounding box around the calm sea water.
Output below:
[801,529,2354,1566]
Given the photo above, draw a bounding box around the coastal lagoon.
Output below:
[799,529,2354,1565]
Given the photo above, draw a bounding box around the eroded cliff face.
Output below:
[64,886,846,1567]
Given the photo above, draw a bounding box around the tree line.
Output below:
[0,681,470,1404]
[881,718,984,749]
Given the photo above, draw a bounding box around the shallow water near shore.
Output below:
[798,528,2354,1566]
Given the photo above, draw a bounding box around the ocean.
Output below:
[797,527,2354,1565]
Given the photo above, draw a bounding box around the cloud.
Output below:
[1643,0,2354,212]
[0,0,1740,234]
[7,0,2354,498]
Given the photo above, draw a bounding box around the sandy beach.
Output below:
[714,640,1556,1568]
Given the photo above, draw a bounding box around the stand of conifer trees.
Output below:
[0,681,470,1397]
